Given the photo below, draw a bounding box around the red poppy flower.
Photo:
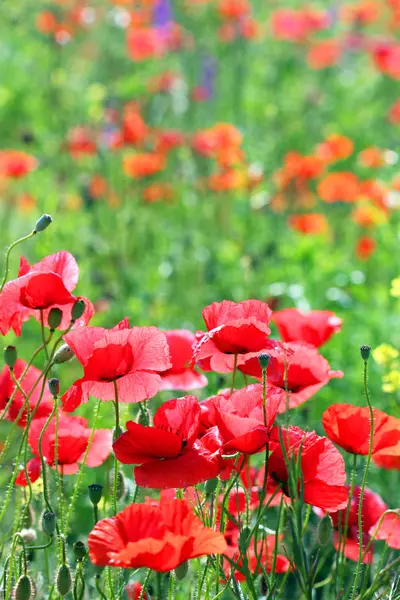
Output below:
[369,510,400,549]
[316,134,354,164]
[307,40,341,70]
[126,581,148,600]
[66,127,97,158]
[240,342,343,409]
[114,396,230,488]
[123,153,166,178]
[159,330,208,391]
[372,422,400,469]
[315,487,388,562]
[288,213,329,235]
[206,384,283,454]
[0,252,94,336]
[194,299,282,373]
[0,359,53,427]
[15,456,42,486]
[272,308,342,348]
[356,236,376,260]
[0,150,38,178]
[318,172,360,203]
[28,414,112,474]
[127,27,165,61]
[322,404,395,455]
[62,320,171,411]
[267,426,348,511]
[88,498,227,570]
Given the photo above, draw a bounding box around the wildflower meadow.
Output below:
[1,0,400,598]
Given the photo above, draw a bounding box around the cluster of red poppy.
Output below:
[271,133,399,259]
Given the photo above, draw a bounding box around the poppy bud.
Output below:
[71,300,85,321]
[56,564,72,596]
[137,404,150,426]
[53,344,74,364]
[112,425,123,443]
[260,576,268,596]
[360,345,371,361]
[42,511,56,536]
[48,308,63,330]
[73,541,86,561]
[13,574,32,600]
[34,214,52,234]
[48,378,60,397]
[175,561,189,580]
[4,345,17,369]
[205,478,218,495]
[88,484,103,506]
[317,514,333,547]
[116,471,126,501]
[258,352,270,370]
[18,528,37,544]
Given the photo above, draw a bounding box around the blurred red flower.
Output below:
[356,236,376,260]
[62,320,171,410]
[307,40,341,70]
[370,510,400,549]
[288,213,329,235]
[127,27,165,61]
[316,487,388,562]
[268,426,348,511]
[318,172,360,203]
[316,134,354,163]
[160,330,208,391]
[272,308,342,348]
[0,251,94,336]
[224,530,290,580]
[123,152,166,178]
[28,415,112,474]
[15,456,42,486]
[0,150,38,178]
[88,498,227,569]
[0,359,53,427]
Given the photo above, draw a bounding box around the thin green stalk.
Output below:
[0,230,35,292]
[113,380,120,517]
[230,354,238,395]
[352,359,374,600]
[338,454,357,592]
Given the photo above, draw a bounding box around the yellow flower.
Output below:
[373,344,399,365]
[390,276,400,298]
[383,370,400,393]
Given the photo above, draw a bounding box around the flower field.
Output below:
[0,0,400,598]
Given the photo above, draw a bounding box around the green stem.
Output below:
[0,230,35,293]
[113,380,119,517]
[230,354,238,395]
[338,454,357,592]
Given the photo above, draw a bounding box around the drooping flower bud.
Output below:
[48,378,60,397]
[88,484,103,506]
[4,345,17,369]
[71,299,85,322]
[73,541,86,561]
[112,425,123,443]
[360,345,371,361]
[13,574,32,600]
[56,564,72,596]
[42,511,57,536]
[116,471,126,501]
[53,344,74,365]
[258,352,270,370]
[317,514,333,547]
[18,528,37,544]
[48,308,63,331]
[205,478,218,496]
[34,214,52,234]
[175,561,189,580]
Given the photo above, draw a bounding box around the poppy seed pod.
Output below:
[13,574,32,600]
[205,477,219,495]
[360,345,371,361]
[56,564,72,596]
[53,344,74,365]
[48,378,60,397]
[48,308,63,330]
[258,352,270,370]
[88,484,103,506]
[175,561,189,580]
[71,299,86,321]
[317,514,333,547]
[4,345,17,369]
[73,541,86,561]
[42,511,57,536]
[33,214,52,233]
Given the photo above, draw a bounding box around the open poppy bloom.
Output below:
[272,308,342,348]
[206,384,283,454]
[61,320,171,411]
[322,404,397,455]
[88,498,227,570]
[15,456,42,486]
[0,150,38,178]
[372,430,400,470]
[267,426,348,511]
[315,487,388,562]
[369,510,400,550]
[288,213,329,235]
[28,414,112,474]
[0,359,53,427]
[0,251,94,336]
[316,134,354,164]
[114,396,231,488]
[160,330,208,391]
[193,299,283,373]
[240,342,343,409]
